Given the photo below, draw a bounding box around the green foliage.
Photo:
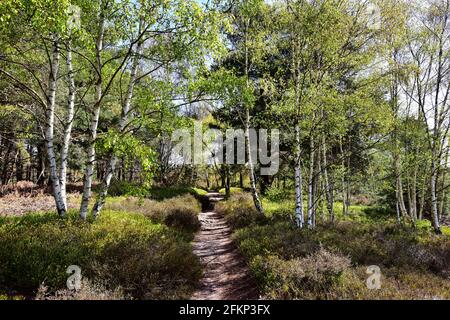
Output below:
[250,248,352,299]
[221,194,450,299]
[148,186,208,200]
[97,131,157,184]
[191,187,209,196]
[0,105,33,138]
[0,210,201,299]
[144,195,201,234]
[105,194,201,235]
[106,180,150,197]
[264,185,289,202]
[218,187,243,195]
[216,193,267,229]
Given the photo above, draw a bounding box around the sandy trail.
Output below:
[191,192,258,300]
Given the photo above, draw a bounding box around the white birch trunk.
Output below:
[245,107,264,215]
[80,5,105,219]
[295,125,304,227]
[92,29,143,218]
[243,20,264,215]
[45,39,66,216]
[60,40,76,209]
[431,157,442,233]
[395,154,408,218]
[322,135,334,222]
[307,135,315,227]
[339,137,348,215]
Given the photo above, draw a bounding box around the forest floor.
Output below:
[191,192,259,300]
[0,193,79,216]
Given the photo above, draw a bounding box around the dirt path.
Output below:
[191,192,259,300]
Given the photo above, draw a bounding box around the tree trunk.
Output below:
[60,39,76,209]
[225,165,231,199]
[80,6,106,219]
[314,146,320,225]
[339,137,348,215]
[294,125,304,228]
[410,164,418,223]
[395,153,408,219]
[15,149,23,182]
[93,24,143,218]
[45,40,66,216]
[36,144,46,185]
[418,172,426,220]
[205,170,210,190]
[322,135,334,222]
[307,135,315,228]
[431,157,442,233]
[439,150,448,218]
[1,142,12,184]
[245,107,264,214]
[243,20,263,215]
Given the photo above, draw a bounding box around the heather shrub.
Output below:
[250,248,352,299]
[105,194,201,234]
[36,280,127,300]
[78,181,207,201]
[0,210,201,299]
[234,221,319,260]
[216,193,267,229]
[0,181,40,196]
[225,193,450,299]
[149,195,201,233]
[149,186,208,200]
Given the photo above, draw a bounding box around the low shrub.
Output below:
[106,194,201,234]
[218,187,244,195]
[216,193,267,229]
[0,210,201,299]
[265,186,291,202]
[36,280,127,300]
[149,186,208,200]
[106,180,149,197]
[250,248,352,299]
[224,193,450,299]
[234,221,319,260]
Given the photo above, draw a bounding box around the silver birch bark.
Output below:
[322,135,334,222]
[394,153,408,218]
[431,157,441,232]
[291,18,304,228]
[60,39,76,209]
[245,107,264,215]
[45,39,66,216]
[410,164,418,222]
[244,20,264,215]
[339,137,348,215]
[80,4,105,219]
[92,27,144,218]
[439,150,448,218]
[307,135,315,227]
[418,173,427,220]
[295,125,304,227]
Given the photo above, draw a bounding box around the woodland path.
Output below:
[190,192,259,300]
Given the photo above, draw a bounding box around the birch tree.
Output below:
[403,0,450,233]
[223,0,275,214]
[281,0,385,227]
[92,0,225,217]
[0,0,80,216]
[78,0,153,219]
